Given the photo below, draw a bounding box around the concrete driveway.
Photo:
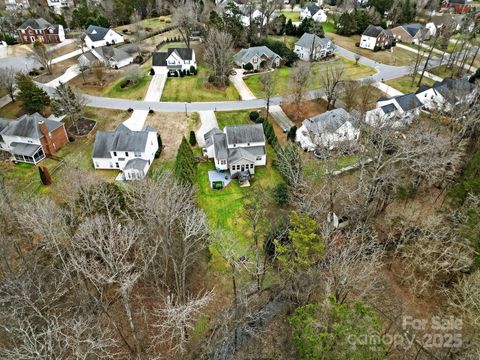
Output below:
[196,111,219,147]
[229,69,256,100]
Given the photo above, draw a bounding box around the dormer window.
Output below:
[113,151,117,156]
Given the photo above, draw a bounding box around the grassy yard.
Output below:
[278,11,300,22]
[215,110,253,129]
[268,35,299,49]
[104,71,151,100]
[114,16,172,35]
[327,33,417,66]
[385,75,436,94]
[323,19,336,33]
[429,64,464,79]
[161,64,240,102]
[244,56,376,97]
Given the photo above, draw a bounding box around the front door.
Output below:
[241,165,245,172]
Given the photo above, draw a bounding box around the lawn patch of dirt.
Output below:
[67,118,96,137]
[281,99,329,126]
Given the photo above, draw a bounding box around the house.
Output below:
[5,0,29,10]
[232,1,266,27]
[85,25,124,49]
[78,45,133,69]
[152,48,197,76]
[294,32,333,61]
[391,23,431,45]
[0,41,7,58]
[92,124,158,181]
[365,93,423,128]
[300,3,327,23]
[47,0,74,13]
[234,46,281,70]
[296,109,359,151]
[359,25,394,50]
[203,124,266,179]
[415,77,476,112]
[17,18,65,44]
[441,0,471,14]
[425,22,437,37]
[0,113,69,165]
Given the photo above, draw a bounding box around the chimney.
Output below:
[38,120,55,155]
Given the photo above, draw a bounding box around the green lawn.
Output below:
[104,71,152,100]
[323,19,336,33]
[114,16,172,33]
[429,64,464,79]
[215,110,253,129]
[161,64,240,102]
[279,11,300,22]
[385,75,436,94]
[268,35,299,49]
[244,56,376,97]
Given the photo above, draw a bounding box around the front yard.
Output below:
[327,33,417,66]
[215,110,253,129]
[161,64,240,102]
[428,64,464,79]
[278,11,301,22]
[385,75,436,94]
[243,56,376,97]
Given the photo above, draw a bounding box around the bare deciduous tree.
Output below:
[203,28,234,88]
[172,0,198,49]
[319,64,345,110]
[32,40,53,74]
[287,62,312,122]
[0,67,17,101]
[261,70,278,120]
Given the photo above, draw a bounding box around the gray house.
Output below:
[294,33,333,61]
[234,46,282,70]
[204,124,267,180]
[78,45,133,69]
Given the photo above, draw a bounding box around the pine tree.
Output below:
[155,133,163,158]
[285,19,295,36]
[263,121,278,149]
[16,73,50,114]
[175,137,196,185]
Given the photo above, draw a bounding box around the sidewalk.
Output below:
[373,81,404,97]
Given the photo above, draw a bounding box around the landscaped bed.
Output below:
[161,64,240,102]
[243,56,376,97]
[67,117,96,137]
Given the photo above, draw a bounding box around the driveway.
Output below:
[44,65,80,88]
[229,69,256,100]
[196,111,219,147]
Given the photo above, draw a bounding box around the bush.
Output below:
[287,125,297,141]
[165,18,171,24]
[208,74,215,83]
[355,42,360,47]
[373,46,380,52]
[159,16,166,21]
[190,65,197,75]
[273,182,289,206]
[149,109,154,114]
[150,68,155,75]
[243,62,254,71]
[122,29,129,33]
[127,108,134,112]
[189,130,197,146]
[256,116,265,124]
[249,111,260,122]
[68,136,75,142]
[179,70,184,77]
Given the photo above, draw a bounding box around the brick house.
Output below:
[17,18,65,44]
[441,0,471,14]
[391,23,431,45]
[0,113,69,164]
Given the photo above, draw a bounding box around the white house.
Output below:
[365,93,423,128]
[294,32,333,61]
[152,48,197,76]
[360,25,394,50]
[5,0,29,10]
[92,124,158,181]
[0,41,7,58]
[85,25,124,49]
[78,45,133,69]
[204,124,266,178]
[296,109,359,151]
[425,22,437,37]
[234,46,281,70]
[47,0,74,14]
[300,3,327,23]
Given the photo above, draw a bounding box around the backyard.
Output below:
[278,11,300,22]
[327,33,417,66]
[385,75,436,94]
[243,56,376,97]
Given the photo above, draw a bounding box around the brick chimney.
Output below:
[38,120,55,155]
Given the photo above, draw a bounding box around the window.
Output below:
[250,164,254,169]
[125,152,129,157]
[113,151,117,156]
[134,152,141,157]
[115,162,119,168]
[256,156,262,161]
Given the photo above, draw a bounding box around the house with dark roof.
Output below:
[366,93,424,128]
[300,3,327,23]
[204,124,266,180]
[78,45,133,69]
[391,23,431,45]
[296,109,359,151]
[92,124,158,181]
[234,46,281,70]
[17,18,65,44]
[360,25,394,51]
[294,32,333,61]
[152,48,197,76]
[85,25,124,49]
[415,77,476,112]
[0,113,69,164]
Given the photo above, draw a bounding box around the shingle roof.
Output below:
[362,25,385,38]
[228,147,257,163]
[0,119,10,133]
[85,25,110,42]
[19,18,52,30]
[213,133,228,160]
[168,48,194,60]
[152,52,168,66]
[402,23,424,37]
[225,124,265,145]
[295,32,331,49]
[304,108,356,134]
[0,113,63,139]
[392,93,423,112]
[94,45,131,62]
[10,142,41,157]
[204,127,223,147]
[234,46,281,64]
[304,2,321,16]
[80,51,98,62]
[381,103,397,114]
[124,158,148,171]
[92,124,155,159]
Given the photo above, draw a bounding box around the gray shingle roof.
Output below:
[80,51,98,63]
[0,119,10,133]
[92,124,155,159]
[225,124,265,145]
[392,93,423,112]
[10,142,41,157]
[295,33,331,49]
[0,113,63,139]
[362,25,385,38]
[19,18,52,30]
[234,46,281,64]
[304,2,321,16]
[304,108,356,134]
[381,103,397,114]
[152,52,168,66]
[402,23,424,37]
[124,158,148,171]
[94,45,131,62]
[204,127,222,147]
[168,48,193,60]
[85,25,110,42]
[228,147,257,163]
[213,133,228,160]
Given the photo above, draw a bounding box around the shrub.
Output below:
[149,109,154,114]
[256,116,265,124]
[189,130,197,146]
[127,108,133,112]
[150,68,155,75]
[273,182,289,206]
[159,16,166,22]
[355,42,360,47]
[243,62,254,71]
[190,65,197,75]
[122,29,128,33]
[373,46,380,52]
[179,70,184,77]
[165,18,171,24]
[287,125,297,141]
[208,74,215,83]
[249,111,260,122]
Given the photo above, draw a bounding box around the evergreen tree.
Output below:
[175,137,196,185]
[400,0,415,24]
[262,120,278,148]
[336,12,358,36]
[285,19,295,36]
[189,130,197,146]
[16,73,50,114]
[287,125,297,141]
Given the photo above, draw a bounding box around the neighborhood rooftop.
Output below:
[85,25,110,41]
[19,17,52,29]
[92,124,151,159]
[234,46,281,64]
[295,32,331,48]
[0,113,62,139]
[225,123,265,144]
[304,108,356,133]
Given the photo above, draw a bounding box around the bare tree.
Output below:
[319,64,345,110]
[32,40,53,74]
[0,67,17,102]
[51,82,86,134]
[287,62,312,122]
[91,60,106,85]
[130,10,145,43]
[172,0,198,49]
[260,70,278,120]
[203,28,234,88]
[258,0,283,37]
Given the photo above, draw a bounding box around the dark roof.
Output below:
[0,119,10,133]
[19,18,52,30]
[431,77,475,100]
[167,48,194,60]
[0,113,63,139]
[305,2,321,16]
[416,84,431,94]
[362,25,385,38]
[152,52,168,66]
[225,124,265,145]
[402,23,424,37]
[85,25,110,42]
[94,45,131,62]
[381,103,397,114]
[393,93,423,112]
[304,108,356,134]
[449,0,468,4]
[213,133,228,160]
